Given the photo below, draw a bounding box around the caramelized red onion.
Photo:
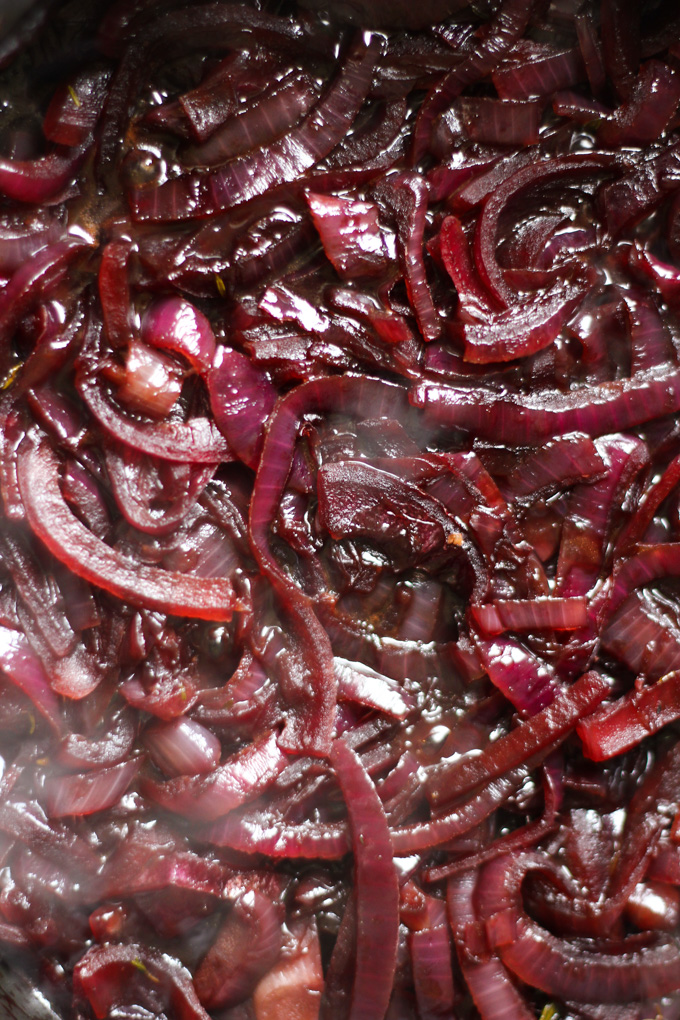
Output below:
[330,738,399,1020]
[478,851,680,1003]
[2,1,680,1018]
[194,888,284,1010]
[45,758,142,817]
[130,30,380,221]
[18,438,240,620]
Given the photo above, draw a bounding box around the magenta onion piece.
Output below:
[410,924,457,1020]
[330,738,399,1020]
[74,943,211,1020]
[628,244,680,307]
[598,59,680,146]
[77,369,230,463]
[141,296,217,374]
[447,870,536,1020]
[475,637,561,716]
[325,96,407,171]
[453,96,542,146]
[0,213,64,274]
[412,0,536,160]
[602,588,680,679]
[425,762,563,882]
[317,459,462,560]
[0,58,109,200]
[607,544,680,620]
[143,731,288,820]
[306,191,391,279]
[98,238,133,350]
[462,276,588,363]
[493,46,586,100]
[411,365,680,444]
[576,7,606,95]
[472,597,588,634]
[501,432,605,500]
[0,623,61,730]
[426,671,610,807]
[105,444,215,535]
[43,68,111,147]
[208,346,277,469]
[0,150,87,204]
[474,153,616,307]
[2,530,77,658]
[439,214,498,321]
[0,239,90,372]
[624,290,675,375]
[205,811,350,859]
[253,917,324,1020]
[577,672,680,760]
[45,758,141,817]
[392,766,531,853]
[145,716,221,776]
[175,52,255,142]
[557,434,649,598]
[601,0,641,100]
[377,171,441,341]
[479,852,680,1003]
[58,710,136,770]
[600,140,680,235]
[334,657,414,718]
[184,69,319,168]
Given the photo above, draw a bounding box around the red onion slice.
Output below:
[577,672,680,760]
[18,439,241,621]
[77,370,231,463]
[426,671,611,807]
[45,758,141,817]
[145,717,222,776]
[143,731,288,820]
[330,738,399,1020]
[131,31,380,221]
[74,943,211,1020]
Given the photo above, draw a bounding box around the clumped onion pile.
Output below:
[4,0,680,1017]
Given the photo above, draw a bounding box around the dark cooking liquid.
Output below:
[1,2,680,1020]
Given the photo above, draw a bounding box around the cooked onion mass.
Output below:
[2,1,680,1018]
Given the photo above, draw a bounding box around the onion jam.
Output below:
[2,1,680,1018]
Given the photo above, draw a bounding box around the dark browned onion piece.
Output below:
[412,0,538,160]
